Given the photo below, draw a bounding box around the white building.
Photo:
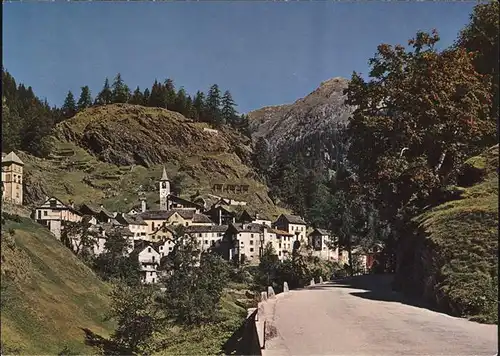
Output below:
[33,196,83,238]
[273,214,307,242]
[131,241,161,284]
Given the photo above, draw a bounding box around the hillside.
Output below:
[21,104,286,219]
[409,145,499,323]
[248,77,353,158]
[0,213,114,354]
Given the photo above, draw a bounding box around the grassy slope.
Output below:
[414,144,499,323]
[21,104,287,219]
[1,216,114,354]
[155,282,254,356]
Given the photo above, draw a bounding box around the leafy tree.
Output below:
[256,242,280,289]
[111,73,130,103]
[129,86,144,105]
[221,90,237,125]
[456,1,499,120]
[206,84,222,127]
[77,86,93,111]
[60,219,99,263]
[62,90,77,118]
[95,78,113,106]
[83,284,164,355]
[93,230,141,286]
[158,234,228,325]
[344,30,496,280]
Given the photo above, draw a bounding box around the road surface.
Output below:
[264,275,498,356]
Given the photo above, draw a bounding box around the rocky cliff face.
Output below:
[55,104,252,168]
[248,77,354,171]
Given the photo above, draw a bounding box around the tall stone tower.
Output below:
[159,166,171,211]
[1,151,24,205]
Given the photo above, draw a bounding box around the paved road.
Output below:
[264,275,498,356]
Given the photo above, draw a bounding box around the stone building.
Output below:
[33,196,83,238]
[1,151,24,205]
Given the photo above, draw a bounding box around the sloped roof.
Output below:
[116,213,148,226]
[280,214,307,225]
[192,213,213,224]
[230,223,263,233]
[168,194,204,210]
[130,240,159,259]
[186,225,229,233]
[1,151,24,166]
[269,228,294,237]
[308,228,330,236]
[139,210,172,220]
[160,166,169,181]
[81,203,114,218]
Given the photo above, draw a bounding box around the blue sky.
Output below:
[3,1,477,113]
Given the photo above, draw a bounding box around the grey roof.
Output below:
[130,240,158,259]
[230,222,264,233]
[139,210,172,220]
[309,228,330,236]
[192,213,213,224]
[280,214,307,225]
[1,151,24,166]
[116,213,148,226]
[185,225,229,233]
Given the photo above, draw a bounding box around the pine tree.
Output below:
[174,87,188,116]
[192,91,206,122]
[221,90,237,125]
[95,78,113,105]
[206,84,222,127]
[164,78,176,108]
[77,86,92,111]
[148,80,166,108]
[62,90,77,118]
[111,73,130,103]
[252,136,272,180]
[143,88,151,106]
[129,86,144,105]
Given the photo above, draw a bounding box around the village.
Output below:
[2,150,369,285]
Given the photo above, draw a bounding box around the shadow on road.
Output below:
[313,274,442,313]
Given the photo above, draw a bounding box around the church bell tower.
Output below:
[159,166,171,211]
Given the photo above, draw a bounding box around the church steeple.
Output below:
[159,166,170,211]
[161,166,169,181]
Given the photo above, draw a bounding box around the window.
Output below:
[50,199,57,207]
[204,240,208,245]
[301,227,303,231]
[251,233,254,238]
[250,240,254,245]
[148,247,151,253]
[199,233,202,237]
[44,211,48,216]
[150,272,153,276]
[152,256,155,262]
[152,278,156,283]
[250,248,254,252]
[151,222,154,230]
[185,222,188,226]
[279,243,282,248]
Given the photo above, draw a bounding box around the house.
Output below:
[268,228,295,260]
[1,151,24,205]
[253,213,272,227]
[167,195,204,212]
[139,208,214,234]
[115,212,148,240]
[130,240,161,284]
[308,228,338,261]
[205,205,238,225]
[79,203,115,224]
[273,214,307,242]
[185,224,229,252]
[33,196,83,238]
[224,223,264,264]
[149,223,177,245]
